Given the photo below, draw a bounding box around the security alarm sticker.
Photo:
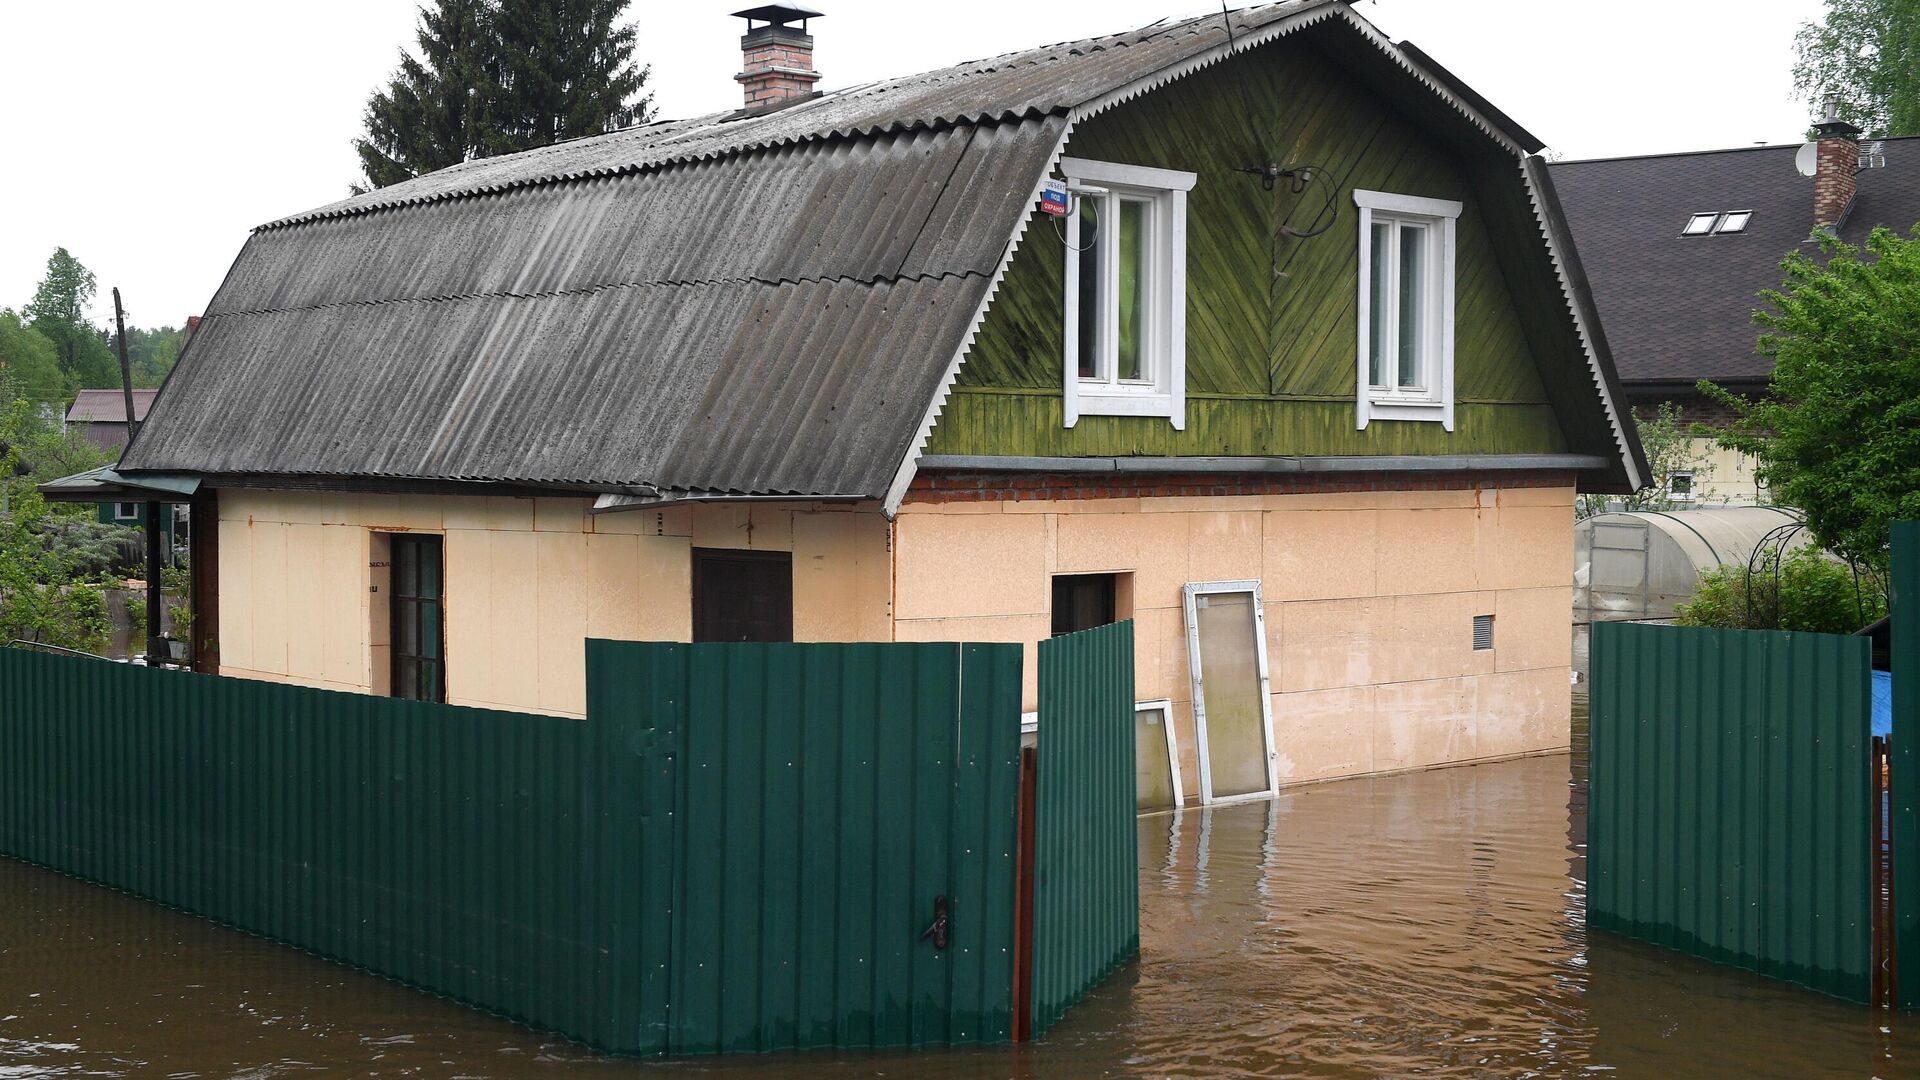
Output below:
[1040,177,1069,217]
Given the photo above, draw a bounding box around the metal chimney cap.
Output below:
[733,2,825,26]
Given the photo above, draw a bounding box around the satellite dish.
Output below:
[1795,141,1819,177]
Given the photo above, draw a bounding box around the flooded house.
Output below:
[101,0,1644,805]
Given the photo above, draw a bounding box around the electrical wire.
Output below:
[1049,194,1100,252]
[1276,164,1339,239]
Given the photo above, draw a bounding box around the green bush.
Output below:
[1674,545,1887,634]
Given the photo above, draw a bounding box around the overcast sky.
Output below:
[0,0,1826,329]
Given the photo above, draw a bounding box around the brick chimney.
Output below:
[1813,97,1862,230]
[734,3,823,112]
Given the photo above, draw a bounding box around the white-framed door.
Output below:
[1182,580,1278,805]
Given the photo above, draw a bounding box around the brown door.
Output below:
[692,549,793,643]
[390,534,446,702]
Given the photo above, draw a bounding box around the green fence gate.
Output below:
[1895,522,1920,1007]
[1029,619,1140,1036]
[1588,620,1874,1001]
[0,638,1023,1055]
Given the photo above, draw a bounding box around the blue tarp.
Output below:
[1873,669,1893,737]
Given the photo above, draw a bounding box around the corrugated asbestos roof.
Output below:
[130,115,1058,493]
[123,2,1351,496]
[1551,137,1920,387]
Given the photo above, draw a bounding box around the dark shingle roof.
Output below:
[1550,138,1920,388]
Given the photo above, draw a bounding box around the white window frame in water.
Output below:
[1027,698,1185,810]
[1354,189,1462,431]
[1136,698,1184,811]
[1060,157,1195,430]
[1182,580,1278,806]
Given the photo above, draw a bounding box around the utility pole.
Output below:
[115,288,167,667]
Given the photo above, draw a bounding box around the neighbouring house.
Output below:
[1552,106,1920,506]
[65,389,156,450]
[96,0,1643,804]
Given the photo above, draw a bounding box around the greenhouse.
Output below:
[1574,507,1811,623]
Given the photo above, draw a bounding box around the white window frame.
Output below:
[1024,697,1185,813]
[1135,698,1184,812]
[1681,212,1719,236]
[1060,157,1195,430]
[1667,470,1697,502]
[1182,580,1278,806]
[1353,189,1461,431]
[113,502,139,520]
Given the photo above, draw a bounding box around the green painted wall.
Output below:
[927,39,1570,459]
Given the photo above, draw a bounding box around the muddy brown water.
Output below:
[2,696,1911,1078]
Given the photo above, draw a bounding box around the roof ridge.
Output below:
[200,269,994,320]
[259,1,1329,230]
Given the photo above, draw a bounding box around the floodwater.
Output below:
[1,697,1911,1078]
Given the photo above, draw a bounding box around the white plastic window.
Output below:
[1354,190,1462,430]
[1682,212,1719,236]
[1060,157,1196,429]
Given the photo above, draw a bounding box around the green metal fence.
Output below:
[1030,619,1139,1036]
[645,640,1022,1053]
[1588,620,1874,1001]
[1893,523,1920,1008]
[0,638,1023,1055]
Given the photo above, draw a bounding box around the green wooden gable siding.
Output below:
[927,38,1573,460]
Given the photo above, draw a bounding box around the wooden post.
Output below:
[1011,744,1038,1041]
[113,288,167,667]
[189,487,219,674]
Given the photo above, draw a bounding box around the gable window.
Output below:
[1354,189,1462,429]
[1059,157,1196,429]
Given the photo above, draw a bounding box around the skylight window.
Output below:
[1681,211,1751,236]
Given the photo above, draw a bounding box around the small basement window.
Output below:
[1354,189,1463,430]
[1059,157,1196,430]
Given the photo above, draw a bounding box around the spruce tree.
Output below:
[23,249,116,390]
[353,0,495,190]
[486,0,652,156]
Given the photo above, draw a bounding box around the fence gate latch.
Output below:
[920,895,949,951]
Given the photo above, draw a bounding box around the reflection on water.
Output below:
[1,696,1911,1077]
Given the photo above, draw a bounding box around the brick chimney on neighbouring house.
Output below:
[1813,97,1862,229]
[734,3,823,112]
